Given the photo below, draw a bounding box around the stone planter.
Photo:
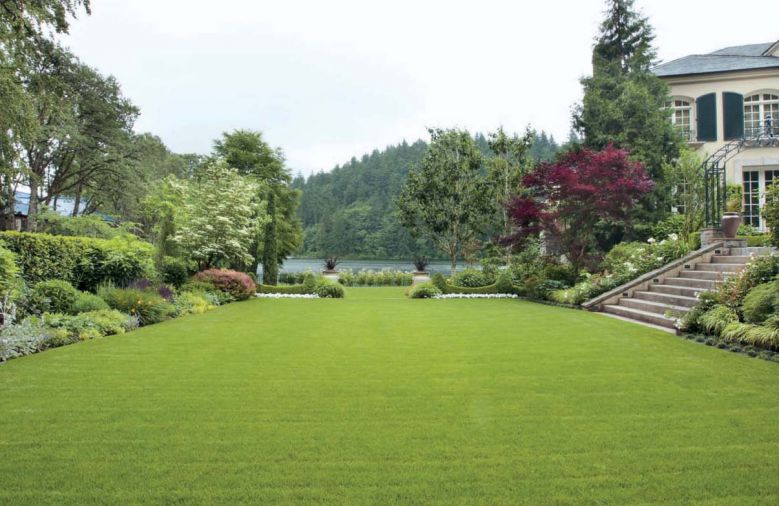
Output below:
[720,212,741,239]
[411,271,431,285]
[322,270,340,282]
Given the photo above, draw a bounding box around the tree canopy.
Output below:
[573,0,683,227]
[398,128,494,273]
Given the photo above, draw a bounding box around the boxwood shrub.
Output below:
[431,272,517,295]
[313,278,345,298]
[409,282,442,299]
[32,280,79,314]
[258,273,318,295]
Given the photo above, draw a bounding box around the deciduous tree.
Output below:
[173,160,266,270]
[398,128,492,274]
[214,130,302,274]
[505,144,653,272]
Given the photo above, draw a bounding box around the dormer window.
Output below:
[666,98,694,141]
[744,92,778,138]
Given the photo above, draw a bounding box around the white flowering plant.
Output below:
[256,293,320,299]
[548,234,690,305]
[433,293,518,299]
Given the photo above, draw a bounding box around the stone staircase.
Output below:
[601,247,772,330]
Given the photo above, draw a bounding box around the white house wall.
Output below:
[664,69,779,182]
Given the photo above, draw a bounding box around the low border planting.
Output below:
[257,274,345,298]
[678,254,779,357]
[0,267,259,363]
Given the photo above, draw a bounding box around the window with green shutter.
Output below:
[696,93,717,142]
[723,92,744,140]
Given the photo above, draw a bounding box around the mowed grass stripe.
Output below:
[1,287,778,504]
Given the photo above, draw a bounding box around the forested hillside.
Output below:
[292,132,559,259]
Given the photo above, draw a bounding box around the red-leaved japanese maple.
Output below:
[504,144,653,272]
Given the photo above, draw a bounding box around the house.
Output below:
[12,191,88,231]
[652,40,779,231]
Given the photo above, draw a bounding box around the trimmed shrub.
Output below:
[98,286,176,326]
[0,231,155,291]
[741,281,779,324]
[259,273,319,295]
[71,291,110,314]
[32,280,78,314]
[193,269,256,301]
[409,282,442,299]
[0,245,19,291]
[160,256,192,288]
[313,278,345,298]
[258,283,310,295]
[432,272,518,295]
[451,268,494,288]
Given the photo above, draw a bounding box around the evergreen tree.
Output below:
[262,192,279,285]
[592,0,656,74]
[573,0,683,228]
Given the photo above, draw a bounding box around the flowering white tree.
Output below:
[173,159,267,269]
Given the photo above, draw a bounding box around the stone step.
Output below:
[695,263,744,273]
[664,277,716,290]
[603,304,678,329]
[649,284,705,298]
[729,247,774,256]
[633,290,699,308]
[678,270,729,281]
[710,255,751,264]
[619,297,690,316]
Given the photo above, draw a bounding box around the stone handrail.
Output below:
[582,242,725,310]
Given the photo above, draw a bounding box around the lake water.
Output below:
[278,258,466,274]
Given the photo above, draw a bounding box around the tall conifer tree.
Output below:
[574,0,683,231]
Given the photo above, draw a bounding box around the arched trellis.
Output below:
[701,133,779,228]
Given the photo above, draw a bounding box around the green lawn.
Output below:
[1,287,778,504]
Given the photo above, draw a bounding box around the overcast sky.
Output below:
[62,0,778,176]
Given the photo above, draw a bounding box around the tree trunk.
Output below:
[72,183,82,217]
[26,177,38,232]
[450,248,457,277]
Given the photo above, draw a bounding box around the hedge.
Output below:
[431,272,518,295]
[0,231,155,291]
[257,283,310,295]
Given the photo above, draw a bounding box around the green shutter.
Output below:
[696,93,717,142]
[723,92,744,140]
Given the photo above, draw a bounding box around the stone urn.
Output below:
[322,270,340,282]
[412,271,431,285]
[720,212,741,239]
[322,256,340,282]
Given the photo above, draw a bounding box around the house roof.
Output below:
[652,40,779,78]
[13,191,86,217]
